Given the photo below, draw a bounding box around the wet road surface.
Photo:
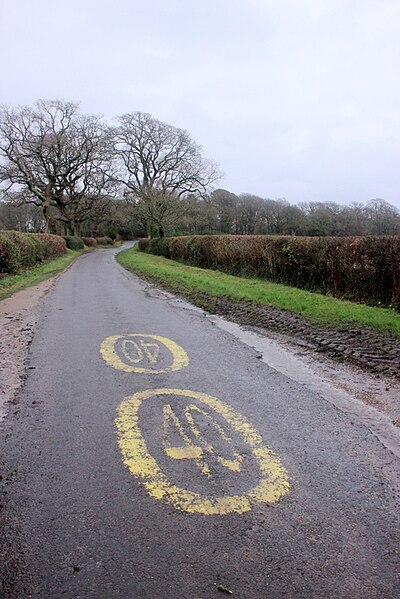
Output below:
[1,245,399,598]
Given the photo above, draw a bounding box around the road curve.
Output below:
[0,245,399,598]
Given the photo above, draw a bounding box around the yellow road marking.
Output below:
[100,334,189,374]
[115,389,290,515]
[163,403,210,476]
[121,339,143,364]
[140,342,160,365]
[184,403,244,473]
[164,445,203,460]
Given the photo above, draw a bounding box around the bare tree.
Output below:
[111,112,221,237]
[0,100,112,233]
[365,199,400,235]
[237,194,265,235]
[210,189,238,233]
[55,116,117,235]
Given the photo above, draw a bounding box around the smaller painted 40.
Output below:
[115,389,290,516]
[100,334,189,374]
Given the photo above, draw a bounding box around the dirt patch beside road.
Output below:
[135,269,400,380]
[132,269,400,426]
[0,280,54,419]
[199,295,400,380]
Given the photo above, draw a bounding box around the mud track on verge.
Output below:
[135,271,400,381]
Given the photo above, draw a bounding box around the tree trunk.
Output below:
[43,205,50,233]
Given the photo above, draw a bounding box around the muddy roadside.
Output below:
[0,280,55,420]
[136,271,400,428]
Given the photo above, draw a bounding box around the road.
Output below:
[1,245,399,598]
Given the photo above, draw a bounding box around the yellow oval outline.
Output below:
[115,388,290,515]
[100,334,189,374]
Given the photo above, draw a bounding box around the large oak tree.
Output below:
[0,99,112,233]
[111,111,220,237]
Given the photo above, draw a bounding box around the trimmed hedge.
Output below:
[2,231,44,266]
[95,236,113,246]
[64,236,85,250]
[0,233,20,274]
[0,231,67,276]
[138,235,400,310]
[35,233,67,258]
[82,237,97,247]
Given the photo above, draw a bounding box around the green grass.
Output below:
[117,247,400,337]
[0,249,85,300]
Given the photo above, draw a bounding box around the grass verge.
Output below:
[117,247,400,337]
[0,249,85,301]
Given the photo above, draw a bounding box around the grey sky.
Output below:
[1,0,399,207]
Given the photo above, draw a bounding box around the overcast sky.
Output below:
[1,0,399,207]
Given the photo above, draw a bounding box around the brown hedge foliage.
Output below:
[138,235,400,310]
[95,236,113,245]
[35,233,66,258]
[82,237,98,247]
[0,231,66,276]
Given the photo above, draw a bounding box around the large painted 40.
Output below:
[115,388,290,516]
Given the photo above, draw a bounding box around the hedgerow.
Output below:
[35,233,66,258]
[2,231,44,266]
[0,231,67,277]
[0,233,21,274]
[64,236,85,250]
[138,235,400,310]
[82,237,97,247]
[95,236,113,245]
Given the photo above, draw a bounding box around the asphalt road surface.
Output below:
[1,245,399,598]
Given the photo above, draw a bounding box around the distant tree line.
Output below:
[0,99,399,239]
[173,192,400,237]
